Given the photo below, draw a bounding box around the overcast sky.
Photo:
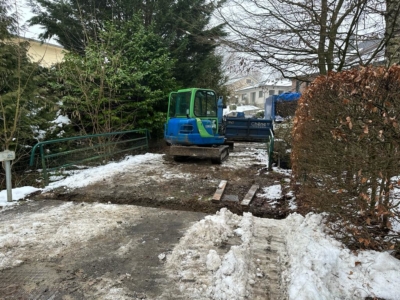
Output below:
[15,0,37,37]
[14,0,61,45]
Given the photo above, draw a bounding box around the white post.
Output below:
[5,160,12,202]
[0,150,15,202]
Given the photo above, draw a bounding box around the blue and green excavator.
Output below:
[164,87,301,164]
[164,88,230,163]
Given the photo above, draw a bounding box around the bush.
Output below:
[58,18,177,136]
[291,66,400,254]
[273,121,293,169]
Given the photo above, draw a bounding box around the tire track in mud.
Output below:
[160,209,290,300]
[248,218,288,300]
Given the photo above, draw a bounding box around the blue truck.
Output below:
[224,92,301,141]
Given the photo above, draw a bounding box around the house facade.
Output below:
[12,37,65,67]
[224,75,258,100]
[225,77,294,109]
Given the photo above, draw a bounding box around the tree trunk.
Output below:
[385,0,400,66]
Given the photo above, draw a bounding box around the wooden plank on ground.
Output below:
[212,180,228,202]
[241,185,259,207]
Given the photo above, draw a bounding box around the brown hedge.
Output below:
[291,65,400,252]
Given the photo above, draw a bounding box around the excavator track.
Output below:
[170,145,229,164]
[211,145,229,164]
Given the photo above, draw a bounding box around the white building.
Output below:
[235,79,293,108]
[12,37,66,67]
[225,76,294,109]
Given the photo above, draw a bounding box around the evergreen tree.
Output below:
[57,18,177,135]
[0,39,58,152]
[0,0,16,38]
[154,0,227,88]
[29,0,152,53]
[0,1,62,185]
[28,0,227,89]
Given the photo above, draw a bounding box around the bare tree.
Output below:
[213,0,395,79]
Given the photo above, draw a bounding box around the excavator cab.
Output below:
[164,88,224,145]
[164,88,229,163]
[168,90,191,117]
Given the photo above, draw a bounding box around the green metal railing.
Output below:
[30,129,149,185]
[268,129,274,170]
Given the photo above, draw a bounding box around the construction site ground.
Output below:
[0,142,294,299]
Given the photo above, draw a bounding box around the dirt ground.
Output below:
[0,142,293,299]
[0,200,209,299]
[38,142,293,218]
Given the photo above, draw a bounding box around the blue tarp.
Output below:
[276,92,301,102]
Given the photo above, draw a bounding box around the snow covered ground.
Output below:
[1,152,400,299]
[165,209,400,300]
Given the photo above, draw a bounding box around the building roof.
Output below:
[224,75,259,86]
[259,79,292,87]
[235,78,293,92]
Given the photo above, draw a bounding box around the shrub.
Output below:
[291,66,400,254]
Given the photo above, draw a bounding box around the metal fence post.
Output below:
[268,129,274,171]
[40,144,49,185]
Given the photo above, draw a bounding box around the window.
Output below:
[194,90,217,117]
[251,92,256,104]
[169,91,191,117]
[258,91,263,98]
[242,94,246,100]
[278,90,284,95]
[269,90,275,96]
[246,79,251,84]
